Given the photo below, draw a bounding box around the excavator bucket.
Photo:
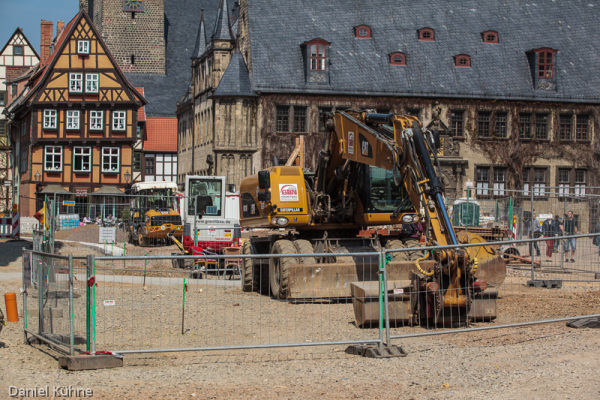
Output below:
[456,231,507,286]
[286,259,437,299]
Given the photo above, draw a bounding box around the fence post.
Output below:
[86,254,93,352]
[22,248,28,344]
[382,248,391,347]
[68,254,75,355]
[378,250,385,349]
[38,253,44,336]
[531,187,535,281]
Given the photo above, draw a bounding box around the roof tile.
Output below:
[144,117,177,152]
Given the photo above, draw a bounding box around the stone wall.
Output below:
[86,0,166,74]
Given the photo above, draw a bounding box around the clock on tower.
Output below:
[123,0,144,12]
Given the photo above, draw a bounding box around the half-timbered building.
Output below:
[5,10,146,216]
[0,28,39,214]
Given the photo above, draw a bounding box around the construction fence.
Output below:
[22,234,600,356]
[32,191,239,248]
[448,186,600,242]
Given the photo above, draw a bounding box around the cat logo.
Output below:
[359,134,373,158]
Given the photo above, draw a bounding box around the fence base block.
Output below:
[526,279,563,289]
[567,317,600,329]
[58,354,123,371]
[345,344,408,358]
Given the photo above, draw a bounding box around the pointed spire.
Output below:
[192,9,207,59]
[212,0,233,41]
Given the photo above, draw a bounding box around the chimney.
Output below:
[56,20,65,38]
[40,20,54,63]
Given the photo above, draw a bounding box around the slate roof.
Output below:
[213,52,256,97]
[246,0,600,103]
[192,10,208,59]
[212,0,234,41]
[125,0,220,117]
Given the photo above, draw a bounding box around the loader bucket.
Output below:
[456,231,507,286]
[286,260,437,299]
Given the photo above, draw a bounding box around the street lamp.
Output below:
[34,171,41,183]
[124,170,131,184]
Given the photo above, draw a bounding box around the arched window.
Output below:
[455,54,471,67]
[389,52,406,66]
[354,25,372,39]
[418,28,435,41]
[482,31,499,43]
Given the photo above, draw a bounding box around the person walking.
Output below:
[542,215,554,262]
[527,213,541,257]
[551,214,562,253]
[563,210,578,262]
[593,221,600,256]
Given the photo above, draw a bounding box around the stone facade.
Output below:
[177,2,258,190]
[84,0,166,74]
[178,0,600,230]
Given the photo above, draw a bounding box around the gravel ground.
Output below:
[1,237,600,399]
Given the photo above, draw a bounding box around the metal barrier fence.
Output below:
[449,187,600,240]
[23,234,600,356]
[22,250,89,355]
[35,192,241,249]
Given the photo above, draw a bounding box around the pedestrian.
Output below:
[593,221,600,256]
[563,210,578,262]
[551,214,562,253]
[542,215,554,262]
[527,213,541,258]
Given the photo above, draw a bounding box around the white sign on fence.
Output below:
[99,227,117,244]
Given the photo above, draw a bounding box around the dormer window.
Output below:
[309,41,327,70]
[389,52,406,66]
[482,31,498,43]
[418,28,435,41]
[537,49,555,78]
[354,25,372,39]
[455,54,471,67]
[526,48,558,90]
[302,38,331,85]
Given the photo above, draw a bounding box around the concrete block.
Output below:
[58,354,123,370]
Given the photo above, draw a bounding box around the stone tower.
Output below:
[80,0,166,74]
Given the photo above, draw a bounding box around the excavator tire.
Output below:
[241,240,259,292]
[403,239,426,260]
[269,240,298,300]
[385,240,409,261]
[137,228,145,247]
[332,246,351,263]
[293,240,316,264]
[385,239,425,261]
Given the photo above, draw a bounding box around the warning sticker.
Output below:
[393,288,404,294]
[279,184,299,202]
[103,300,115,306]
[348,131,355,154]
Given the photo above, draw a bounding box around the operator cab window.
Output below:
[188,179,222,216]
[362,166,414,213]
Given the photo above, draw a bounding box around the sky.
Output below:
[0,0,78,52]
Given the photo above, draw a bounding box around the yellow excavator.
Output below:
[239,110,505,326]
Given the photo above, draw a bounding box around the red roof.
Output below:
[135,87,146,121]
[144,117,177,152]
